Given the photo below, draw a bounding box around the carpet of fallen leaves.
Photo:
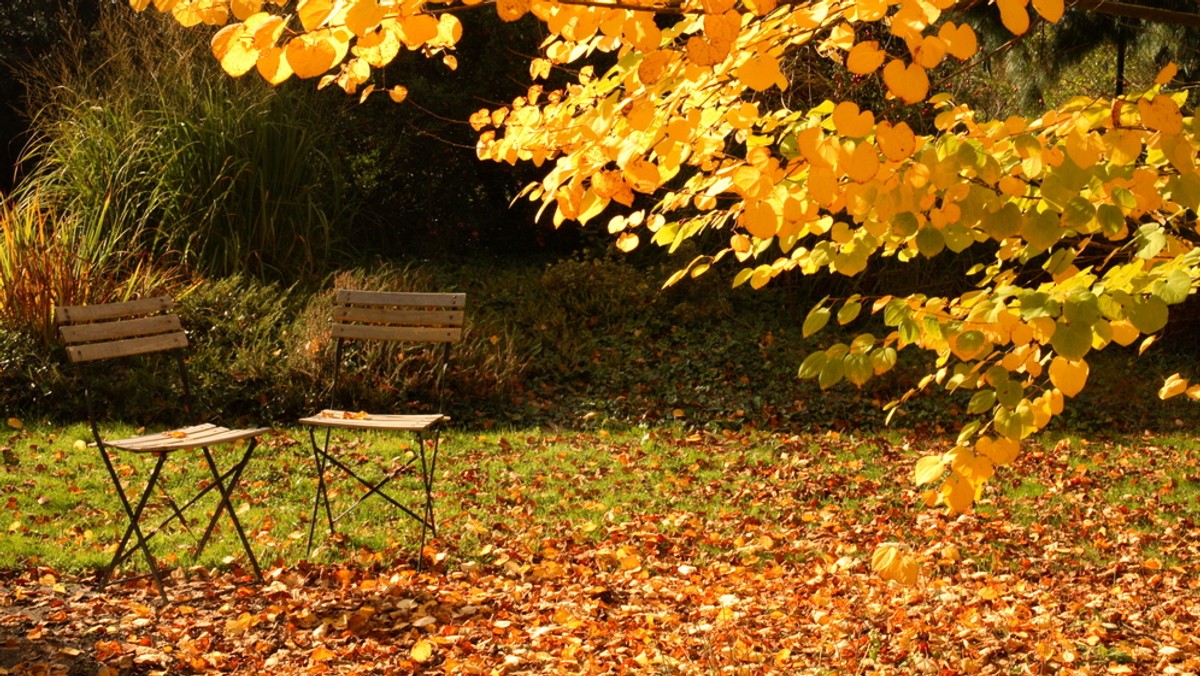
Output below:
[2,430,1200,675]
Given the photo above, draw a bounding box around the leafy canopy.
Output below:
[133,0,1200,559]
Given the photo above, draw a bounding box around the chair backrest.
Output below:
[330,290,466,410]
[56,296,193,428]
[332,290,466,343]
[56,296,187,363]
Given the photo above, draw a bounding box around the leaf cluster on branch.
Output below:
[130,0,1200,568]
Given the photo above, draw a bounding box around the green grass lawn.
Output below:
[2,421,1200,672]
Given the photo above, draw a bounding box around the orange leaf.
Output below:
[736,51,786,92]
[939,23,978,60]
[1031,0,1063,22]
[846,41,885,75]
[832,101,874,138]
[638,51,671,84]
[1155,62,1179,85]
[345,0,386,36]
[876,121,916,161]
[882,59,928,104]
[496,0,530,22]
[231,0,262,21]
[912,35,946,69]
[846,141,880,183]
[997,0,1030,35]
[1138,95,1183,135]
[297,0,334,32]
[741,200,779,239]
[285,32,339,79]
[311,644,336,662]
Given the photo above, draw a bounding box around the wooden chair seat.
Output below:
[102,423,271,453]
[299,411,447,433]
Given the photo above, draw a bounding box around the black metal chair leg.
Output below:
[100,450,171,603]
[199,444,262,582]
[307,427,337,556]
[194,441,255,557]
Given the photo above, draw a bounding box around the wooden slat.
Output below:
[333,306,464,327]
[65,332,188,363]
[106,423,269,453]
[299,410,448,432]
[332,324,462,343]
[59,314,182,345]
[55,297,173,324]
[335,290,466,309]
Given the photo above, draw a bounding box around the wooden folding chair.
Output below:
[56,297,268,602]
[299,290,464,564]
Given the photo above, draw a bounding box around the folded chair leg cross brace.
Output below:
[57,297,268,603]
[299,290,464,567]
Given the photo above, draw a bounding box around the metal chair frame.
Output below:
[56,297,267,602]
[299,290,464,564]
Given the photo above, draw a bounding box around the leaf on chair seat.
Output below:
[345,411,370,420]
[163,431,188,438]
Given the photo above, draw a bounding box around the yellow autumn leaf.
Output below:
[736,51,786,92]
[297,0,334,31]
[876,121,916,161]
[616,231,640,252]
[353,23,401,67]
[846,41,886,75]
[434,14,464,47]
[172,0,228,27]
[743,0,777,16]
[846,141,880,183]
[977,436,1019,466]
[741,200,779,239]
[256,46,293,84]
[913,455,946,485]
[388,85,408,103]
[212,24,259,77]
[310,644,336,661]
[410,639,433,662]
[345,0,386,37]
[397,14,439,48]
[912,35,946,70]
[1031,0,1063,22]
[854,0,888,21]
[638,51,672,85]
[950,449,994,496]
[871,544,919,585]
[1159,373,1189,400]
[997,0,1030,35]
[6,417,22,430]
[882,59,928,104]
[623,158,661,193]
[940,474,974,514]
[1049,356,1089,398]
[832,101,873,138]
[686,36,725,67]
[496,0,531,22]
[231,0,262,21]
[938,22,977,60]
[1155,62,1179,85]
[1138,95,1183,135]
[285,31,340,79]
